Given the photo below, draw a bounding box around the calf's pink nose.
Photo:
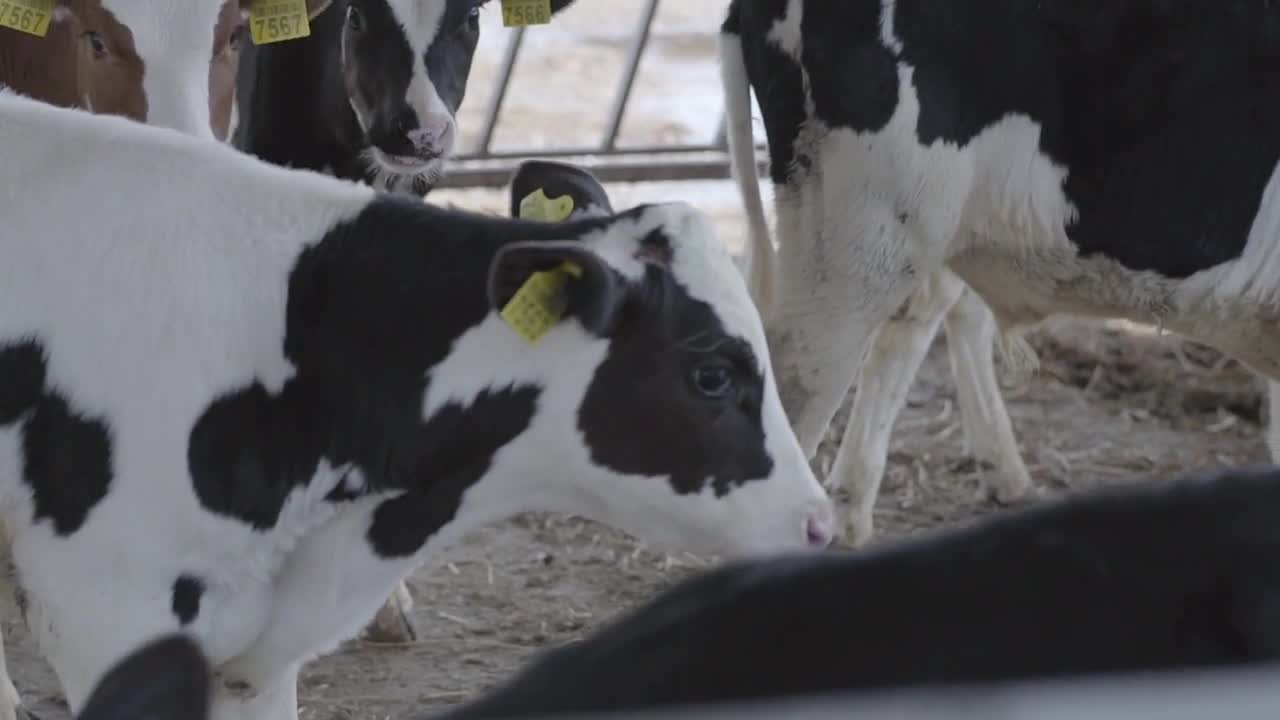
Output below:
[805,514,834,549]
[406,113,453,154]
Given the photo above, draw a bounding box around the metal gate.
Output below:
[438,0,765,188]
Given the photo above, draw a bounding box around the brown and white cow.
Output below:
[0,0,332,140]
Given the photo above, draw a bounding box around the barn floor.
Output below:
[4,2,1270,719]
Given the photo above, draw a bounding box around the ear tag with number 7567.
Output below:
[0,0,54,38]
[249,0,312,45]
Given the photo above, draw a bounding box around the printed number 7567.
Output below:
[2,3,49,33]
[254,13,301,39]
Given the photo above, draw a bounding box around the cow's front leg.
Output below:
[0,626,20,720]
[215,495,434,720]
[830,270,966,546]
[1268,382,1280,464]
[210,662,299,720]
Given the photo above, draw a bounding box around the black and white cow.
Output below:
[432,463,1280,719]
[234,0,576,197]
[0,90,833,720]
[721,0,1280,543]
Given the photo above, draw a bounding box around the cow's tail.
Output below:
[719,18,777,318]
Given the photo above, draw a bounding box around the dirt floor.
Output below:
[4,1,1272,719]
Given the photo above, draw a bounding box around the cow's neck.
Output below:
[286,198,614,512]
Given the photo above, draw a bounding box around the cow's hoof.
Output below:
[987,477,1037,507]
[363,587,418,644]
[840,510,876,549]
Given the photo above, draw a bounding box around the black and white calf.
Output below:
[722,0,1280,543]
[234,0,575,197]
[433,464,1280,719]
[0,90,833,720]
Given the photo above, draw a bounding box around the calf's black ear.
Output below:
[551,0,577,14]
[76,635,210,720]
[509,160,613,221]
[488,241,626,340]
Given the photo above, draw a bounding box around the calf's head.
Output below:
[336,0,574,190]
[95,0,246,136]
[454,165,835,556]
[2,0,251,138]
[0,0,145,120]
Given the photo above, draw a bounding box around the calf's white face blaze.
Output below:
[99,0,228,137]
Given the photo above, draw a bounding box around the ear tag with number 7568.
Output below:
[501,0,552,27]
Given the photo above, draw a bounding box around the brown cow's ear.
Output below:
[306,0,335,19]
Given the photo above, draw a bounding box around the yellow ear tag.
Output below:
[248,0,312,45]
[501,0,552,27]
[0,0,54,38]
[518,188,576,223]
[500,261,584,344]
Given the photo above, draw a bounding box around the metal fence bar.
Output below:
[601,0,661,151]
[475,25,526,154]
[449,2,762,187]
[437,150,768,189]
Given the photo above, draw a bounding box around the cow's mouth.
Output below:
[369,147,439,175]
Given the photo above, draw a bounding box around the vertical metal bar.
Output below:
[476,25,527,156]
[601,0,660,151]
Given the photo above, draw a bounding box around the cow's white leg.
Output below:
[363,580,416,643]
[832,271,964,546]
[211,662,299,720]
[768,186,938,462]
[214,496,433,720]
[942,284,1032,504]
[0,626,19,720]
[1268,381,1280,463]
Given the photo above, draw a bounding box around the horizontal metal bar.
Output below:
[436,151,769,188]
[454,142,764,162]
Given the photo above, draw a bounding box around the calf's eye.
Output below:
[82,31,108,58]
[692,365,734,399]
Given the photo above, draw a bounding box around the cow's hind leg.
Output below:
[942,284,1032,505]
[832,271,965,546]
